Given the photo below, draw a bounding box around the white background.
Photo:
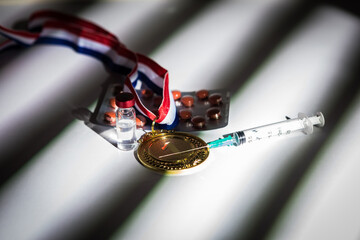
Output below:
[0,1,359,240]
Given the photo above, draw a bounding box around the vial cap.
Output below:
[116,92,135,108]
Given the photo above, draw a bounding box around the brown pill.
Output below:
[196,89,209,100]
[208,93,222,106]
[153,95,163,107]
[207,107,221,120]
[179,109,192,120]
[172,90,182,101]
[191,116,206,129]
[109,97,117,109]
[136,115,147,128]
[104,111,116,124]
[141,89,154,99]
[181,95,194,107]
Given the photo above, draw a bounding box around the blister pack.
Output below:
[93,83,230,132]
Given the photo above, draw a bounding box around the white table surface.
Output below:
[0,1,359,240]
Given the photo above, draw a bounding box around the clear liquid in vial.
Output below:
[117,119,136,150]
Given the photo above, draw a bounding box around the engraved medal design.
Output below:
[137,130,210,175]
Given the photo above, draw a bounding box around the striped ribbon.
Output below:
[0,10,178,129]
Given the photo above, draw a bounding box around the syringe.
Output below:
[159,112,325,158]
[207,112,325,149]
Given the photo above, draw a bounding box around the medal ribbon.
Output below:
[0,10,178,128]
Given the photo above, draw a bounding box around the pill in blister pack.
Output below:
[171,90,230,131]
[93,83,230,132]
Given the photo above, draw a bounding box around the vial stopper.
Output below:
[116,92,135,108]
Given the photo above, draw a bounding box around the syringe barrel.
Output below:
[241,119,305,144]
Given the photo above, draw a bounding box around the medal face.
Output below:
[137,130,210,175]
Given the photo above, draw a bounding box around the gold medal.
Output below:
[136,129,210,175]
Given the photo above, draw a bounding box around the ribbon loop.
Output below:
[0,10,177,128]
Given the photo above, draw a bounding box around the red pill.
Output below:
[104,111,116,124]
[196,89,209,100]
[208,93,222,106]
[109,97,117,109]
[172,90,182,101]
[191,116,206,129]
[181,95,194,107]
[207,107,221,120]
[179,109,192,120]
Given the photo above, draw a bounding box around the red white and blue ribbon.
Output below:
[0,10,178,129]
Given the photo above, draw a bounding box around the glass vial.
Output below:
[115,92,137,151]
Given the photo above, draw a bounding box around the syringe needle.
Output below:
[159,145,209,158]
